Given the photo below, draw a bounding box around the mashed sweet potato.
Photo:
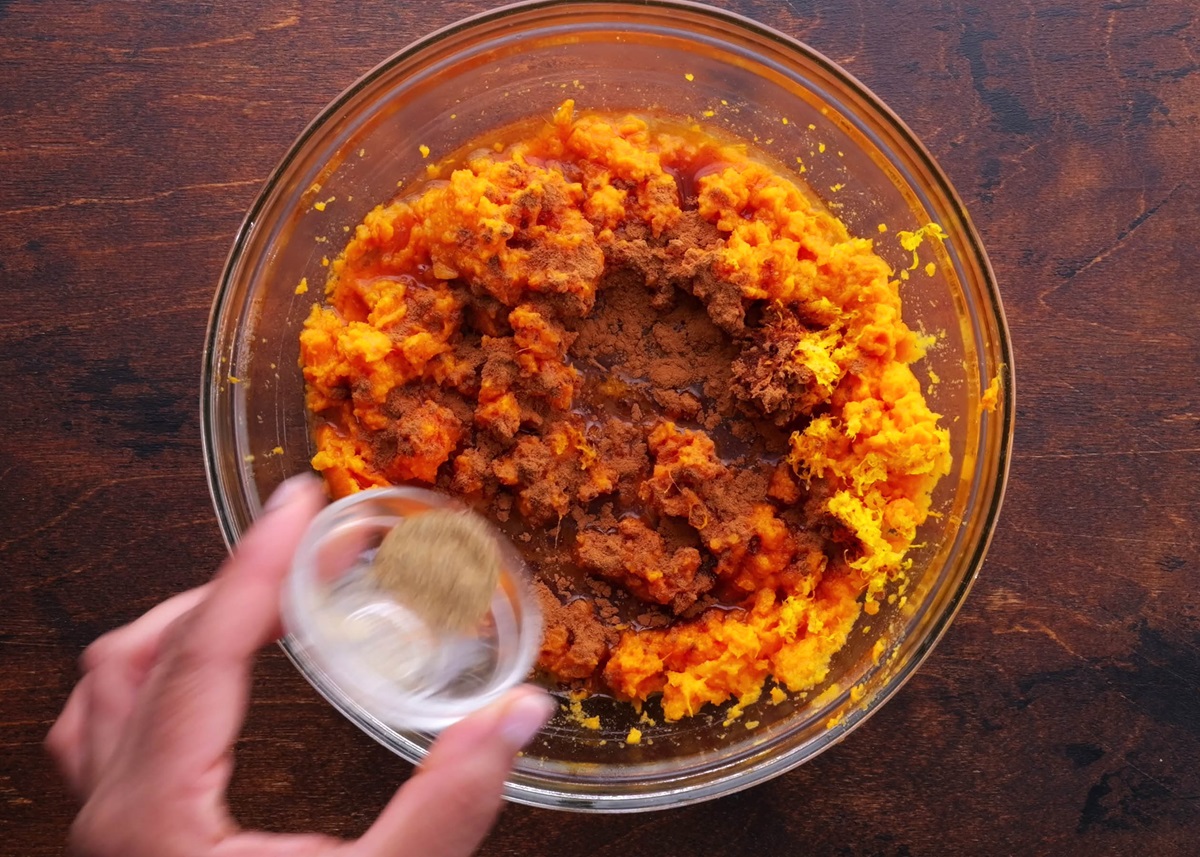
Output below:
[299,101,951,721]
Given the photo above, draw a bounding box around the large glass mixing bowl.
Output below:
[202,0,1013,812]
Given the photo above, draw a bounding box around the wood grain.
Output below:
[2,1,1197,854]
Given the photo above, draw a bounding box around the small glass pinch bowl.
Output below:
[281,487,542,733]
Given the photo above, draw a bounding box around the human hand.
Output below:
[46,474,555,857]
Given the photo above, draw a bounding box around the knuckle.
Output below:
[80,633,122,674]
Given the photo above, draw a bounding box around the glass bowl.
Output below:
[202,0,1013,813]
[282,487,543,733]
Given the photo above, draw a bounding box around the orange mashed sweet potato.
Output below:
[299,101,950,722]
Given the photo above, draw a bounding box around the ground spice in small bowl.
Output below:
[299,100,950,722]
[369,509,501,634]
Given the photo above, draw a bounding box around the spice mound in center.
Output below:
[299,101,951,722]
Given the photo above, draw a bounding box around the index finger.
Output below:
[122,475,326,787]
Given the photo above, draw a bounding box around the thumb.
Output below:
[351,686,555,857]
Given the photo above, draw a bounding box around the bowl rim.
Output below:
[201,0,1015,813]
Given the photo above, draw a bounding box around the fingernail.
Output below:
[498,691,555,751]
[264,473,319,513]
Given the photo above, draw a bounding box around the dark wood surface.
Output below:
[3,1,1198,854]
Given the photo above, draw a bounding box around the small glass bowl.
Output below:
[282,487,542,732]
[203,0,1014,812]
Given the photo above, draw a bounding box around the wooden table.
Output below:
[3,1,1197,854]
